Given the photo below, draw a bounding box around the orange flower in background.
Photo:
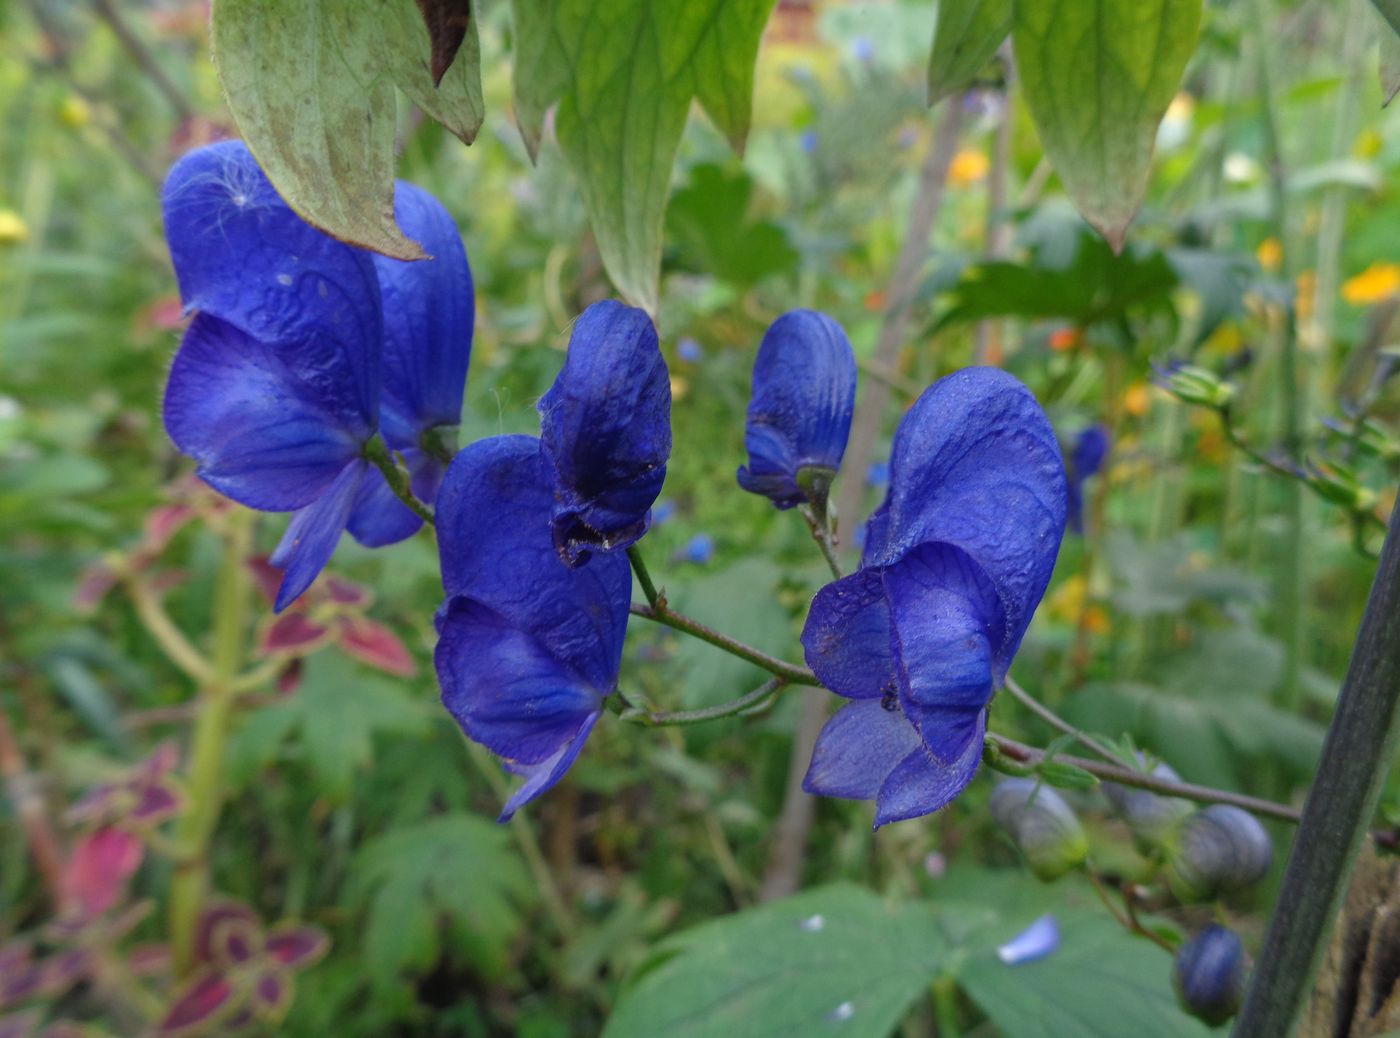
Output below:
[1342,262,1400,306]
[1049,327,1083,352]
[1124,381,1152,417]
[948,149,990,187]
[1256,237,1282,273]
[1082,606,1111,635]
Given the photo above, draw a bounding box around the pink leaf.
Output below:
[62,828,142,920]
[338,618,415,676]
[193,902,260,968]
[325,576,371,608]
[72,565,118,613]
[259,614,332,657]
[264,924,329,971]
[157,973,237,1037]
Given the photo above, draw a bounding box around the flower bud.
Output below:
[1101,759,1194,853]
[1154,362,1234,410]
[1167,805,1272,901]
[989,778,1088,882]
[1173,925,1247,1026]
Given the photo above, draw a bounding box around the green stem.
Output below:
[1002,676,1117,763]
[629,603,821,687]
[1235,501,1400,1035]
[799,503,844,581]
[931,976,961,1038]
[168,509,253,976]
[623,677,785,726]
[364,435,435,524]
[627,546,661,608]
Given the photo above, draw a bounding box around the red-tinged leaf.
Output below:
[62,828,143,920]
[259,614,332,658]
[72,565,118,613]
[264,924,329,971]
[127,942,171,977]
[138,295,189,333]
[142,504,197,554]
[129,782,184,826]
[1,965,44,1006]
[251,971,291,1020]
[338,618,416,677]
[246,557,286,607]
[276,659,303,696]
[194,903,261,967]
[158,973,237,1037]
[39,949,91,995]
[147,570,190,597]
[207,916,260,969]
[0,1011,41,1038]
[65,782,119,826]
[140,741,182,781]
[324,575,371,609]
[415,0,472,85]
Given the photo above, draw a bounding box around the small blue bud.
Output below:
[989,779,1088,882]
[1168,805,1272,902]
[1173,925,1247,1026]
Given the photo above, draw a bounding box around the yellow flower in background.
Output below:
[1296,269,1316,323]
[59,95,91,130]
[948,149,989,186]
[1342,262,1400,306]
[1355,128,1383,159]
[669,376,690,402]
[1045,574,1087,623]
[1256,237,1282,272]
[0,210,29,246]
[1124,381,1151,417]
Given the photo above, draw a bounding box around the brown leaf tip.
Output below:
[415,0,472,87]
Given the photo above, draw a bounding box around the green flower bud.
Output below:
[1167,805,1272,902]
[1101,759,1194,854]
[989,778,1089,882]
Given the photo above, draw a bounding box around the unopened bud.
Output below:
[1173,925,1248,1026]
[1155,363,1234,410]
[989,779,1088,882]
[1102,758,1194,853]
[1167,805,1272,902]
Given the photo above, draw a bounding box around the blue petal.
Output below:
[997,915,1061,965]
[498,711,602,822]
[873,709,986,827]
[373,182,473,449]
[164,314,364,510]
[345,450,443,548]
[737,310,856,509]
[882,542,1004,760]
[268,460,366,611]
[162,141,380,437]
[435,596,605,765]
[800,568,896,701]
[861,368,1067,667]
[803,699,920,800]
[537,301,671,565]
[436,435,630,692]
[1067,424,1110,535]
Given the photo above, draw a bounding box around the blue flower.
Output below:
[801,368,1067,826]
[434,436,630,820]
[677,337,703,364]
[1173,925,1247,1026]
[161,141,472,611]
[737,310,857,511]
[680,532,714,565]
[996,915,1060,965]
[538,301,671,567]
[1066,424,1109,534]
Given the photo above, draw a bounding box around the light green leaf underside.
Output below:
[212,0,483,260]
[927,0,1013,105]
[1012,0,1202,249]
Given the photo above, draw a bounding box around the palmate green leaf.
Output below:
[1374,0,1400,39]
[348,814,536,988]
[211,0,482,260]
[1013,0,1203,249]
[927,0,1012,105]
[510,0,776,312]
[604,877,1208,1038]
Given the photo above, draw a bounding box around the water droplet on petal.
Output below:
[826,1001,855,1023]
[798,914,825,933]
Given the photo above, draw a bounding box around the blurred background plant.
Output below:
[3,0,1400,1035]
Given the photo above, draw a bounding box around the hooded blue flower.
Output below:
[434,436,630,820]
[737,310,857,510]
[538,300,671,566]
[800,368,1067,826]
[1066,424,1110,534]
[161,141,472,611]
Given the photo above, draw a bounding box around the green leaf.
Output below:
[1037,761,1099,791]
[510,0,776,312]
[212,0,482,260]
[1382,30,1400,106]
[348,814,536,987]
[665,164,798,287]
[1374,0,1400,39]
[1013,0,1203,249]
[927,0,1012,105]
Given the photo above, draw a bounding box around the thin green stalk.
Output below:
[623,677,785,727]
[168,509,253,975]
[364,435,435,524]
[799,503,844,581]
[1002,676,1117,763]
[629,602,821,687]
[627,546,661,608]
[931,977,961,1038]
[1235,500,1400,1035]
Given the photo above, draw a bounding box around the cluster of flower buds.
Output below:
[1101,758,1194,853]
[1172,924,1249,1026]
[988,779,1089,882]
[1166,805,1273,902]
[1152,361,1235,411]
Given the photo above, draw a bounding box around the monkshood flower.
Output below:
[434,436,631,820]
[1067,424,1110,534]
[737,310,857,511]
[538,301,671,566]
[161,141,472,611]
[802,368,1067,826]
[1173,925,1247,1026]
[996,914,1061,965]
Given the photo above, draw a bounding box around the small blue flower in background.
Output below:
[799,129,819,154]
[737,310,857,511]
[651,499,677,525]
[161,141,472,611]
[679,533,714,565]
[851,36,875,63]
[866,461,890,488]
[801,368,1067,826]
[434,436,630,820]
[1066,424,1110,534]
[1173,925,1247,1026]
[996,914,1060,965]
[538,300,671,567]
[677,337,703,364]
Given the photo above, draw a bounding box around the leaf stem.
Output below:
[798,503,844,581]
[363,436,435,525]
[628,602,820,688]
[623,677,785,727]
[627,545,661,608]
[1002,676,1118,764]
[124,574,215,685]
